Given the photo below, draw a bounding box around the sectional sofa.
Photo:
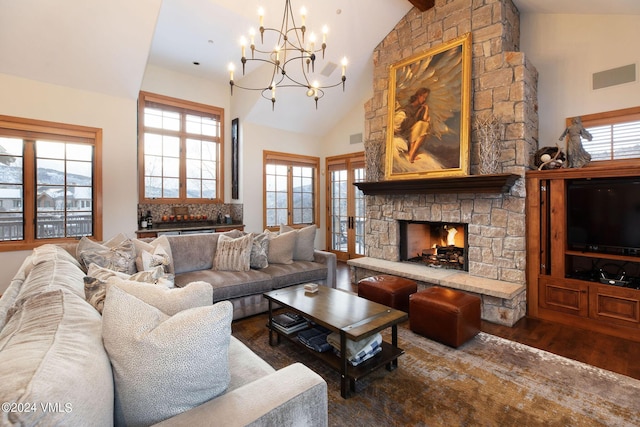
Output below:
[0,229,334,426]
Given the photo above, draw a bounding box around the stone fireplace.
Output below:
[348,0,538,326]
[399,220,468,271]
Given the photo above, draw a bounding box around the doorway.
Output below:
[326,152,366,261]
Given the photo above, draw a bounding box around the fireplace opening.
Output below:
[399,221,468,271]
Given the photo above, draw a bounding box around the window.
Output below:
[263,151,319,229]
[577,106,640,161]
[0,115,102,251]
[138,92,224,203]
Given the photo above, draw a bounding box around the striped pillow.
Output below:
[213,233,252,271]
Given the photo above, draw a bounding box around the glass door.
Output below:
[327,152,365,261]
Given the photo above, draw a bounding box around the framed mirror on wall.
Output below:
[231,117,239,200]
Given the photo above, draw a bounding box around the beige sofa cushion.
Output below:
[15,244,87,302]
[280,224,317,261]
[265,229,296,264]
[102,286,232,426]
[0,289,113,426]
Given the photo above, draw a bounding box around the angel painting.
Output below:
[385,33,472,179]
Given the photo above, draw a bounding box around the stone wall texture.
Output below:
[363,0,538,285]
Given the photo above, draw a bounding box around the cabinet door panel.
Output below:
[589,285,640,326]
[539,277,588,316]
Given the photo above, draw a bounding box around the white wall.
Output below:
[320,99,366,158]
[520,14,640,148]
[0,73,138,293]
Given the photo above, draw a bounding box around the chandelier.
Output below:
[227,0,347,110]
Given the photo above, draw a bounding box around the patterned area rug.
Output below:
[232,313,640,427]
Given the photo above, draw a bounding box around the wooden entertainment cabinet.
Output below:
[526,163,640,343]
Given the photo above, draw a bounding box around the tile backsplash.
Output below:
[137,203,243,225]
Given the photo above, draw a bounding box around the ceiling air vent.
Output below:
[321,62,338,77]
[592,64,636,90]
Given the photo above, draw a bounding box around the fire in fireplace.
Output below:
[399,221,468,271]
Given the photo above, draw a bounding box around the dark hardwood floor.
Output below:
[336,261,640,381]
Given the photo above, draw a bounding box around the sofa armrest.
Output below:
[313,250,337,288]
[154,363,327,427]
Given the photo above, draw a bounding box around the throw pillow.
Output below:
[108,278,212,316]
[281,224,317,261]
[86,262,170,285]
[264,229,296,264]
[77,233,136,274]
[84,264,174,314]
[249,232,270,269]
[213,233,252,272]
[132,235,174,274]
[102,286,232,426]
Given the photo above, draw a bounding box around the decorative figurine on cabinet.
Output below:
[559,116,593,168]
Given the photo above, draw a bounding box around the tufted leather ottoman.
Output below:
[357,275,417,313]
[409,286,481,348]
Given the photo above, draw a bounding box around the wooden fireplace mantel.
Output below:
[353,173,521,195]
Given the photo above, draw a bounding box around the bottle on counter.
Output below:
[140,212,147,229]
[146,210,153,229]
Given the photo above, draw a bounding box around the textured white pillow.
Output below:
[281,224,317,261]
[108,279,212,315]
[264,229,296,264]
[213,233,252,271]
[102,286,232,426]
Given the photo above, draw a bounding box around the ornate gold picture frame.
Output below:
[385,32,472,180]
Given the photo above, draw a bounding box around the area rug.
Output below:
[231,313,640,427]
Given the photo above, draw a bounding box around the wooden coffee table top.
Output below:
[264,284,408,341]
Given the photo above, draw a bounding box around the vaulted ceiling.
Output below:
[1,0,639,136]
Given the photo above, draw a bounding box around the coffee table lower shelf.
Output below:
[268,325,404,397]
[264,285,408,398]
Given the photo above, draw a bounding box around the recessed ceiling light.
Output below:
[193,61,200,66]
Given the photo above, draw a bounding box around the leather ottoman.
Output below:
[357,275,417,313]
[409,286,481,348]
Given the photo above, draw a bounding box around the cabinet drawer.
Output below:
[538,277,588,317]
[589,285,640,326]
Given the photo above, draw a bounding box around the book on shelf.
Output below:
[270,312,308,334]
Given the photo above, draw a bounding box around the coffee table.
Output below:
[263,284,408,398]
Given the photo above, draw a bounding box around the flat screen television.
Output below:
[566,177,640,256]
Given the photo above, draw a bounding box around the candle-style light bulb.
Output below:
[322,26,328,44]
[300,7,306,27]
[228,63,235,81]
[258,7,264,28]
[249,28,255,46]
[271,81,276,99]
[341,57,348,77]
[240,36,247,58]
[309,32,316,52]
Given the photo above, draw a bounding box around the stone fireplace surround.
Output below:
[347,0,538,326]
